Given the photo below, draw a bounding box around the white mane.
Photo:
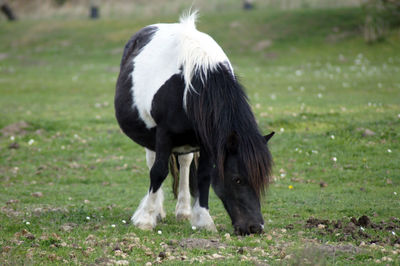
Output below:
[178,11,232,93]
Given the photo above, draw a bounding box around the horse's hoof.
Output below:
[134,222,154,230]
[203,222,217,232]
[131,212,156,230]
[176,212,191,221]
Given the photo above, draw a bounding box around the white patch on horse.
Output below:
[191,198,216,232]
[175,153,193,220]
[131,24,181,128]
[131,149,165,229]
[145,148,156,169]
[131,188,165,230]
[131,11,235,128]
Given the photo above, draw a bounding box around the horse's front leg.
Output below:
[131,129,172,230]
[190,152,217,232]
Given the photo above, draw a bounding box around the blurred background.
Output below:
[1,0,399,44]
[1,0,365,19]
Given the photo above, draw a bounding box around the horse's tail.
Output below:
[169,153,199,199]
[169,154,179,199]
[189,153,199,198]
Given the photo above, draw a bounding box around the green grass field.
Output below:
[1,7,399,265]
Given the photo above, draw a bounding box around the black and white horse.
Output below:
[115,12,274,235]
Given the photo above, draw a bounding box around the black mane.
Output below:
[186,63,272,197]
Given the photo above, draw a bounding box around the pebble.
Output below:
[212,253,224,259]
[317,224,326,229]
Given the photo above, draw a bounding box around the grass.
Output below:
[1,6,400,265]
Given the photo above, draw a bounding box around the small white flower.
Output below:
[317,93,323,98]
[330,135,335,140]
[387,149,392,153]
[360,226,365,231]
[312,150,319,154]
[157,230,162,235]
[192,226,197,230]
[26,221,30,225]
[10,136,15,141]
[394,192,397,195]
[28,139,34,145]
[111,224,116,228]
[86,216,90,220]
[122,220,126,224]
[332,157,337,162]
[280,128,284,133]
[392,231,396,236]
[61,145,65,150]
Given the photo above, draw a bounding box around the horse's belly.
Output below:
[172,145,199,154]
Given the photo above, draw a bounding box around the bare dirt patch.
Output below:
[0,121,30,137]
[179,238,226,249]
[305,215,400,245]
[313,243,361,255]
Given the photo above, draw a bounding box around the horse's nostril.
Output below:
[234,224,263,235]
[249,224,263,234]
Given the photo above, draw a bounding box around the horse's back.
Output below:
[115,14,233,150]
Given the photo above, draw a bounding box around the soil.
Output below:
[0,121,30,137]
[179,238,226,249]
[304,215,400,246]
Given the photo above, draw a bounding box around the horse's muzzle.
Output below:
[234,223,264,235]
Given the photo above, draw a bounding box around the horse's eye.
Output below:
[233,177,242,185]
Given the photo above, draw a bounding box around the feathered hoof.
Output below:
[133,221,154,231]
[176,212,191,221]
[194,221,217,232]
[191,200,217,232]
[204,223,217,232]
[131,210,157,230]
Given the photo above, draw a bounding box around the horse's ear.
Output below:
[264,132,275,143]
[226,132,238,153]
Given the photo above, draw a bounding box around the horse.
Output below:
[114,11,274,235]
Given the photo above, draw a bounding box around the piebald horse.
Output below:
[115,12,273,235]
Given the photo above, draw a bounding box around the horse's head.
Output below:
[212,132,274,235]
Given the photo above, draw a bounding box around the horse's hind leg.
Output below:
[175,153,193,220]
[131,148,166,230]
